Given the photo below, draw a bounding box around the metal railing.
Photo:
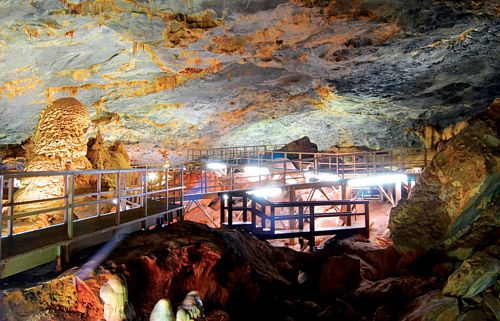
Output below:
[186,144,285,162]
[182,148,428,198]
[0,167,184,262]
[220,190,369,240]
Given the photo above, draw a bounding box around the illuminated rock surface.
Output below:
[389,99,500,257]
[1,219,499,321]
[0,1,499,159]
[13,97,91,223]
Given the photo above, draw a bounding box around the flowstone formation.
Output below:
[13,97,91,218]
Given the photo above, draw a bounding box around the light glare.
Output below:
[148,172,158,181]
[347,174,407,187]
[304,171,340,182]
[206,162,227,170]
[243,166,270,176]
[247,187,282,198]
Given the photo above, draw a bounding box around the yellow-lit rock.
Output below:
[14,98,91,224]
[86,131,131,187]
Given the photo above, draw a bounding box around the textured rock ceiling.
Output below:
[0,0,499,158]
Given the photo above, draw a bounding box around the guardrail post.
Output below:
[242,194,248,222]
[8,177,14,237]
[346,203,352,226]
[270,206,275,234]
[251,199,256,229]
[165,169,169,223]
[67,174,74,240]
[64,174,69,236]
[227,195,233,227]
[309,206,315,233]
[116,171,121,227]
[180,168,184,221]
[220,194,226,225]
[298,206,304,230]
[283,159,286,184]
[97,172,102,216]
[365,203,370,238]
[144,170,148,227]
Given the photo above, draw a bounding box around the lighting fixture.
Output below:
[206,162,227,170]
[304,171,340,182]
[148,172,158,181]
[243,166,270,176]
[347,174,408,187]
[247,187,282,198]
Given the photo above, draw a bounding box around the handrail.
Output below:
[0,167,185,267]
[219,188,370,240]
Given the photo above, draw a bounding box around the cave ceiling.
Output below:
[0,0,499,156]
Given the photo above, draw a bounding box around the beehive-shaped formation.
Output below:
[14,98,91,224]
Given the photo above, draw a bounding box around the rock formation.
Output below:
[418,121,468,150]
[279,136,318,154]
[0,267,132,321]
[86,131,131,187]
[387,99,500,321]
[13,97,91,220]
[390,99,500,258]
[1,213,498,321]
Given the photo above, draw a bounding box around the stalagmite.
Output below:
[13,97,91,223]
[100,275,129,321]
[149,299,175,321]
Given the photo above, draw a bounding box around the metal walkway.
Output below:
[0,146,428,278]
[0,168,184,278]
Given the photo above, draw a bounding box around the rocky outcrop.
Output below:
[103,222,313,320]
[389,99,500,258]
[400,290,460,321]
[443,245,500,298]
[279,136,318,153]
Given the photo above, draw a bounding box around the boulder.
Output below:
[482,293,500,320]
[316,254,362,296]
[390,99,500,258]
[459,309,488,321]
[321,236,403,279]
[399,290,459,321]
[443,245,500,298]
[279,136,318,153]
[104,221,313,319]
[353,276,439,307]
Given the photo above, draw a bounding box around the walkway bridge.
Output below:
[0,145,428,278]
[220,187,369,251]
